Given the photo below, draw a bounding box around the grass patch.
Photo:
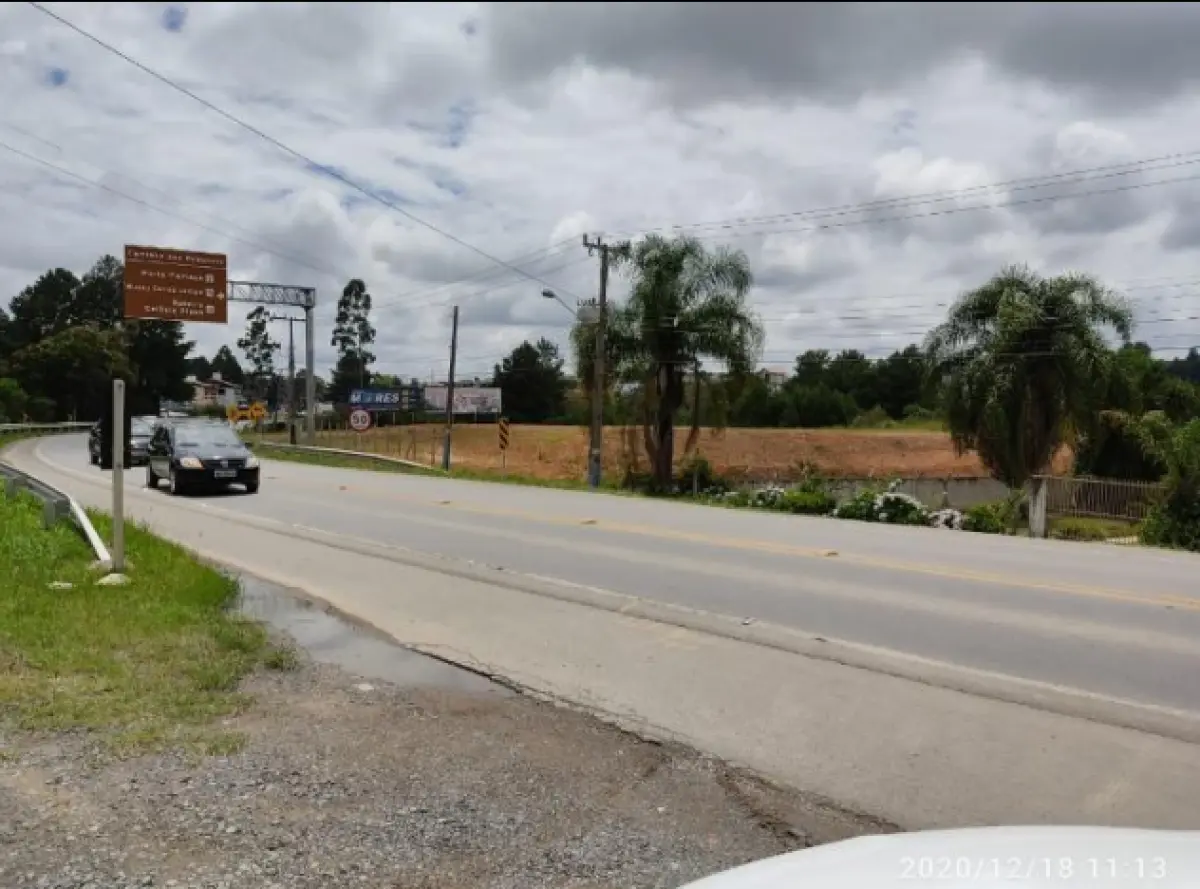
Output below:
[0,491,289,755]
[1048,516,1140,542]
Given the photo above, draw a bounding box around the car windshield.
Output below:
[175,425,241,449]
[131,420,153,436]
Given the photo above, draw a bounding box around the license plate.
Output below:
[214,470,237,479]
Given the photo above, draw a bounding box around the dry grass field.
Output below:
[262,423,1074,482]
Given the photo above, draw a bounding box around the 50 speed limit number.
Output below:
[348,408,372,432]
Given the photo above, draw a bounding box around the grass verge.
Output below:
[0,490,294,756]
[1047,516,1141,542]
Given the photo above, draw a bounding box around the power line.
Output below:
[28,1,586,302]
[0,136,347,279]
[0,134,588,316]
[0,120,333,275]
[679,170,1200,243]
[618,150,1200,238]
[7,131,1194,356]
[21,0,1200,338]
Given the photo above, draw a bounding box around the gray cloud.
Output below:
[1159,192,1200,252]
[6,2,1200,380]
[483,2,1200,112]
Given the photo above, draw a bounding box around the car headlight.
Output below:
[244,456,259,469]
[178,456,203,469]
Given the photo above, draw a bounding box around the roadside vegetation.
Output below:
[0,491,294,755]
[249,439,633,493]
[5,246,1199,553]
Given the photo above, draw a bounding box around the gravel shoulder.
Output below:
[1,633,890,889]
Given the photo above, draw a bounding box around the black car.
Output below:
[89,416,154,466]
[146,419,260,495]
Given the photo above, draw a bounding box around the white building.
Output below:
[186,372,241,409]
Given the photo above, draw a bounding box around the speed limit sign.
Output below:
[348,408,372,432]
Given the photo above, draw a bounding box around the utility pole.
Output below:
[582,234,611,489]
[269,314,303,445]
[441,305,459,471]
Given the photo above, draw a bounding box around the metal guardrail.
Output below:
[0,442,113,570]
[253,440,439,473]
[0,421,92,434]
[0,462,72,529]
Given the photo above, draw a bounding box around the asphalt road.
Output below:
[35,433,1200,716]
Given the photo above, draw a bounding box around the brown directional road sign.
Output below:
[123,245,228,324]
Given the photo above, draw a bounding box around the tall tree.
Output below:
[0,377,28,422]
[492,338,568,422]
[72,254,193,414]
[926,265,1134,488]
[7,268,82,346]
[237,306,280,404]
[184,355,213,380]
[293,369,328,410]
[572,234,764,489]
[329,278,376,404]
[210,344,245,384]
[8,326,132,420]
[792,349,830,388]
[0,306,14,367]
[875,345,931,419]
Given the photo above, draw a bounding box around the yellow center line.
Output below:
[270,468,1200,613]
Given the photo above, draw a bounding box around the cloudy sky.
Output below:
[3,1,1200,384]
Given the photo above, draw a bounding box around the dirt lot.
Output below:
[277,424,1071,483]
[0,641,888,889]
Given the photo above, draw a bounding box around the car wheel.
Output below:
[146,465,158,489]
[168,468,184,496]
[245,481,260,494]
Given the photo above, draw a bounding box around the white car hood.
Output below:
[680,826,1199,889]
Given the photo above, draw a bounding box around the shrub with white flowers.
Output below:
[832,479,931,525]
[874,489,930,525]
[929,508,964,530]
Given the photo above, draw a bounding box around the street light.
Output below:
[540,286,605,489]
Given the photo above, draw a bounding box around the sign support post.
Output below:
[111,378,125,574]
[304,305,316,446]
[441,305,459,472]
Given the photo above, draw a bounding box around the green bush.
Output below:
[875,490,929,525]
[1127,414,1200,552]
[852,405,893,429]
[833,488,881,522]
[902,404,938,422]
[779,489,836,515]
[962,501,1009,534]
[1140,497,1200,551]
[677,454,725,495]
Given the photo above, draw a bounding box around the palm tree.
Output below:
[925,265,1134,488]
[571,234,764,490]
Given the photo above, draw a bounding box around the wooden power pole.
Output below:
[582,234,610,489]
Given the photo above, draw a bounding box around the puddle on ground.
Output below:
[236,574,510,697]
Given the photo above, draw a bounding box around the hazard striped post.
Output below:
[498,417,510,471]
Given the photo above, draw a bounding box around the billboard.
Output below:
[349,387,423,411]
[423,386,502,415]
[123,245,228,323]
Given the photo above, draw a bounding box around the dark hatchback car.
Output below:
[89,415,154,466]
[146,419,260,495]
